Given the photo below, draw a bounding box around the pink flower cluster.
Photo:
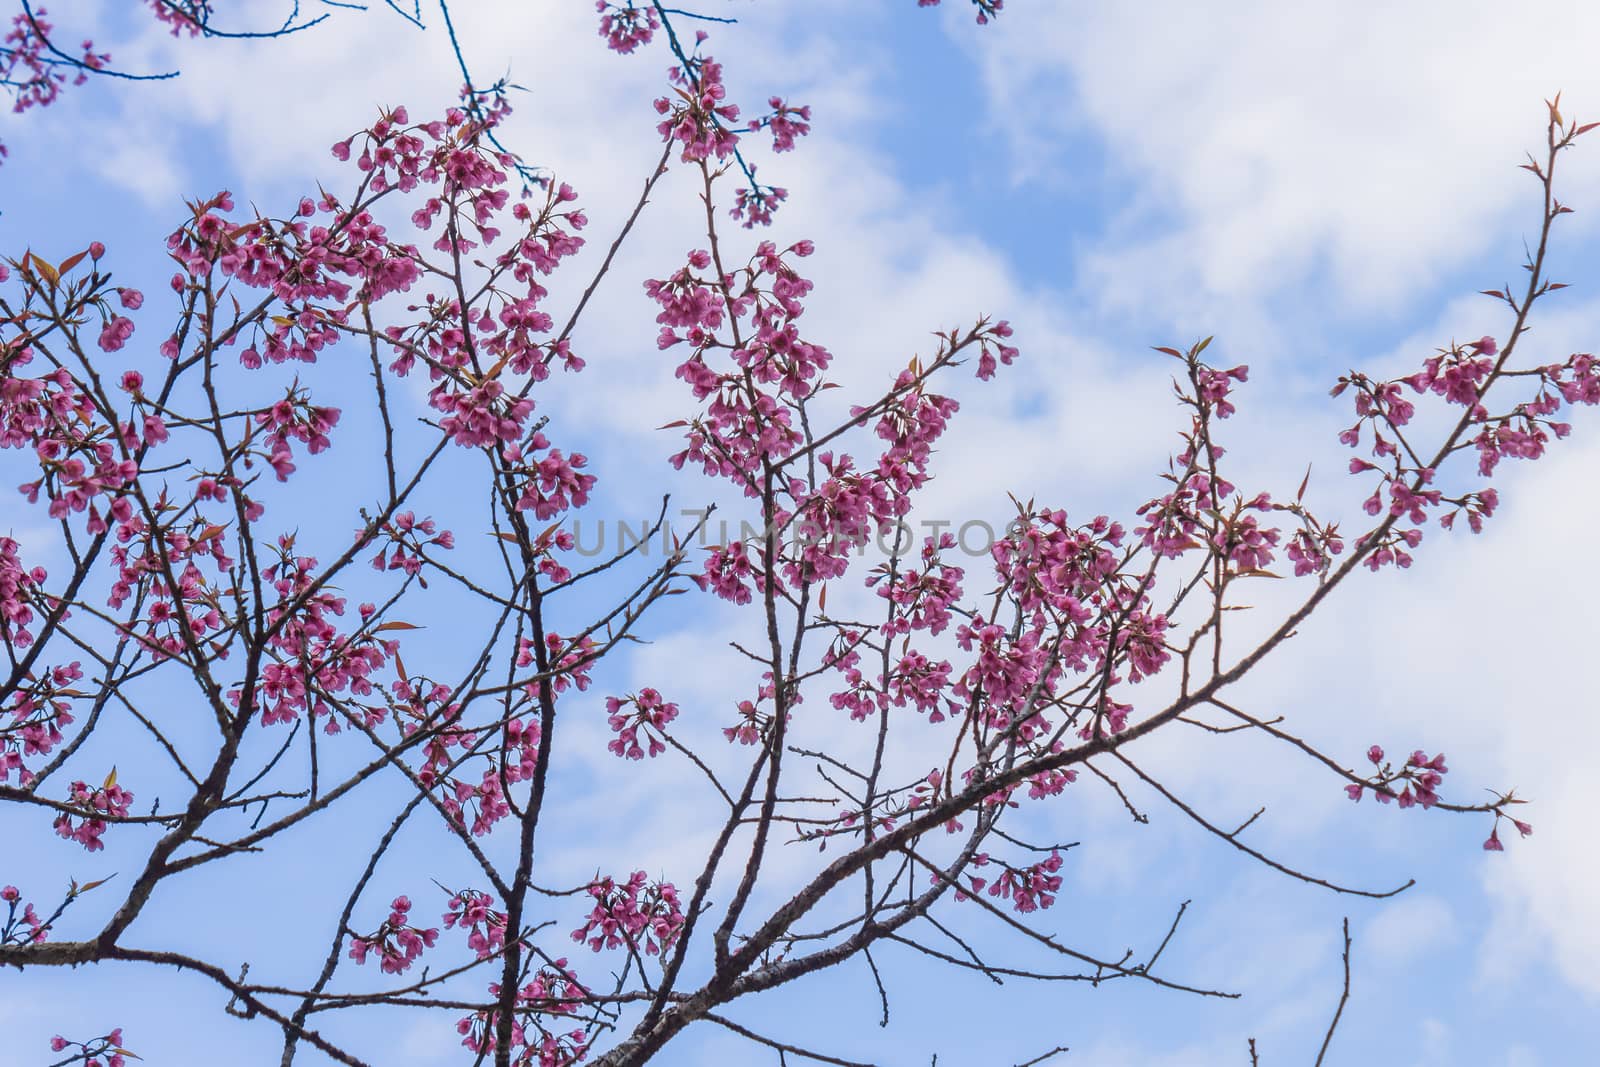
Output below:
[1,883,50,946]
[863,367,966,494]
[391,677,513,836]
[605,688,679,760]
[1345,743,1534,852]
[522,522,578,585]
[46,1027,132,1067]
[1214,504,1280,573]
[0,7,108,137]
[165,189,408,369]
[722,693,776,746]
[96,310,135,353]
[500,431,596,520]
[654,240,822,499]
[0,534,44,648]
[964,850,1065,913]
[731,182,787,229]
[1484,808,1534,852]
[419,706,539,838]
[158,104,591,493]
[827,637,959,724]
[2,339,148,535]
[227,542,399,730]
[747,96,812,153]
[1135,470,1229,560]
[1027,766,1079,800]
[783,451,902,585]
[1117,610,1171,683]
[595,1,657,54]
[1330,329,1600,579]
[443,887,508,959]
[252,389,340,482]
[953,619,1056,734]
[656,54,740,163]
[368,510,455,577]
[349,895,440,975]
[1548,351,1600,406]
[641,37,808,227]
[822,539,966,724]
[695,541,761,606]
[1196,363,1249,419]
[981,510,1137,708]
[571,870,686,956]
[52,774,132,852]
[2,661,82,786]
[1331,334,1577,572]
[1343,745,1449,809]
[103,512,235,663]
[516,631,596,698]
[1284,521,1345,576]
[995,510,1123,620]
[349,131,590,468]
[458,964,590,1067]
[147,0,209,37]
[877,534,965,637]
[657,252,1018,624]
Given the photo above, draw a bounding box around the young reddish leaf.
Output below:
[482,352,514,382]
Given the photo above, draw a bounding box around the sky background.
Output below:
[3,2,1599,1065]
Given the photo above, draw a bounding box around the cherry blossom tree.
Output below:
[0,3,1592,1065]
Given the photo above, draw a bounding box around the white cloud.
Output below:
[1364,893,1456,967]
[965,0,1600,323]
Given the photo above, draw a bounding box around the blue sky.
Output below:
[3,2,1599,1064]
